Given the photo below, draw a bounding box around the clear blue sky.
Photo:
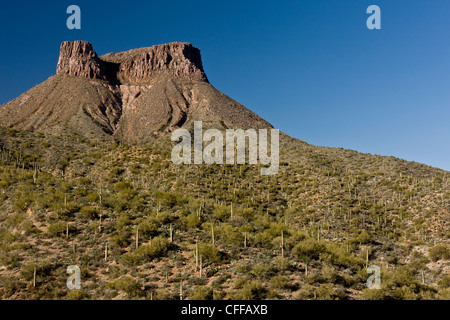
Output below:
[0,0,449,171]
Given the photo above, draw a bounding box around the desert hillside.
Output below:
[0,41,448,300]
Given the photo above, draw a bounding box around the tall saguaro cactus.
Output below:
[136,226,139,249]
[180,280,183,300]
[33,267,36,287]
[195,241,199,270]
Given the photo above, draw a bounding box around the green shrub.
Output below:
[429,244,449,261]
[110,232,130,248]
[185,214,201,229]
[198,243,221,264]
[270,276,290,289]
[107,276,141,297]
[0,181,9,189]
[272,257,292,271]
[48,222,75,237]
[251,263,271,279]
[115,213,131,229]
[234,280,266,300]
[189,286,214,300]
[359,288,388,300]
[79,206,99,219]
[293,239,326,261]
[66,289,89,300]
[120,236,170,265]
[316,284,346,300]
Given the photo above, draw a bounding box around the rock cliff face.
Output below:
[56,40,208,83]
[0,40,270,144]
[56,41,106,80]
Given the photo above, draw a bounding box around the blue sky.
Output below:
[0,0,449,170]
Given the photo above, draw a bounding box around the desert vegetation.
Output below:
[0,127,448,300]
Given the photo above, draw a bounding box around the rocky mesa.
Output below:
[0,41,270,143]
[56,40,208,83]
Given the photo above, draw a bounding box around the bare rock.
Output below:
[57,41,105,80]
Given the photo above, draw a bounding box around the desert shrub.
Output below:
[185,214,201,229]
[251,263,271,279]
[213,205,229,221]
[0,181,9,189]
[85,192,100,203]
[114,181,132,191]
[438,288,450,300]
[272,256,292,271]
[120,236,170,265]
[110,232,131,248]
[66,289,89,300]
[79,206,99,219]
[189,286,214,300]
[296,284,316,300]
[429,244,450,261]
[137,218,158,238]
[270,276,290,289]
[154,190,185,207]
[65,202,81,214]
[216,224,242,245]
[235,261,251,274]
[392,285,419,300]
[349,230,372,245]
[198,243,221,264]
[48,221,75,237]
[392,266,415,287]
[409,250,429,270]
[316,283,346,300]
[437,274,450,289]
[115,213,131,229]
[233,280,266,300]
[320,265,337,283]
[107,276,141,297]
[109,167,125,178]
[293,239,326,261]
[359,288,388,300]
[21,260,54,281]
[321,242,365,269]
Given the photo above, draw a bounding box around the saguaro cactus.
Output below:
[230,202,234,220]
[195,241,199,270]
[33,267,36,287]
[33,162,38,184]
[180,280,183,300]
[244,232,247,248]
[136,226,139,249]
[365,249,369,269]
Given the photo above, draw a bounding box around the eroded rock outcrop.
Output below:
[56,40,208,83]
[57,41,106,80]
[1,40,270,144]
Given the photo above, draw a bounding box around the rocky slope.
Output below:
[0,41,270,144]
